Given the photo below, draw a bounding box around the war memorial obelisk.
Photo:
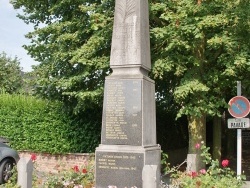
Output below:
[95,0,161,187]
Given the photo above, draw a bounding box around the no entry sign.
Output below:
[228,96,250,118]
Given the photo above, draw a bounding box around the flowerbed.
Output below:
[1,154,95,188]
[2,143,246,188]
[162,141,245,188]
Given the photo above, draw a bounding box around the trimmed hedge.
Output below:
[0,94,101,153]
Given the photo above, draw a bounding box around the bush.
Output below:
[44,156,95,187]
[162,142,245,188]
[0,94,101,153]
[1,153,95,188]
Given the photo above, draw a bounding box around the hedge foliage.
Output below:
[0,94,101,154]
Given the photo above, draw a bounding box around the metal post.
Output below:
[237,81,242,177]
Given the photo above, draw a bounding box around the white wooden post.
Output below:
[17,158,33,188]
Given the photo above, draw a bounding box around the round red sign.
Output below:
[228,96,250,118]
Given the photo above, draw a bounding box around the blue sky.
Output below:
[0,0,38,72]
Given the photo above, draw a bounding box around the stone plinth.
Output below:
[96,145,160,188]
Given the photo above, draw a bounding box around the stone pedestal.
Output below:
[96,145,160,188]
[95,74,161,188]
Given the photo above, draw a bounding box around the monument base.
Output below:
[95,144,161,188]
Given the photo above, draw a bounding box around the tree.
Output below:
[11,0,250,165]
[10,1,115,154]
[11,0,190,151]
[150,0,250,169]
[11,0,115,113]
[0,52,23,94]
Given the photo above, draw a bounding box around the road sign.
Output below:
[227,118,250,129]
[228,96,250,118]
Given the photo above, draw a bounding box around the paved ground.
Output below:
[242,181,250,188]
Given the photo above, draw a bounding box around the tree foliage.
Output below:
[11,0,115,113]
[150,0,250,158]
[150,0,250,118]
[11,0,250,114]
[0,52,23,94]
[10,0,250,153]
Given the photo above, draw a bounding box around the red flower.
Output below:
[191,171,198,177]
[222,159,229,167]
[195,143,200,149]
[199,169,206,174]
[73,165,79,172]
[30,154,37,161]
[188,171,198,178]
[82,168,87,173]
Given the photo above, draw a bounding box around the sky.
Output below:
[0,0,39,72]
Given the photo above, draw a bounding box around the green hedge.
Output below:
[0,94,101,153]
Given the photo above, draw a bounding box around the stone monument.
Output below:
[95,0,161,187]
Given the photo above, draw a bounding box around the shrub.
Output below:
[162,142,245,188]
[0,94,101,153]
[43,158,95,188]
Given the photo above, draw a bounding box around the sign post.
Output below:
[237,81,242,178]
[228,81,250,177]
